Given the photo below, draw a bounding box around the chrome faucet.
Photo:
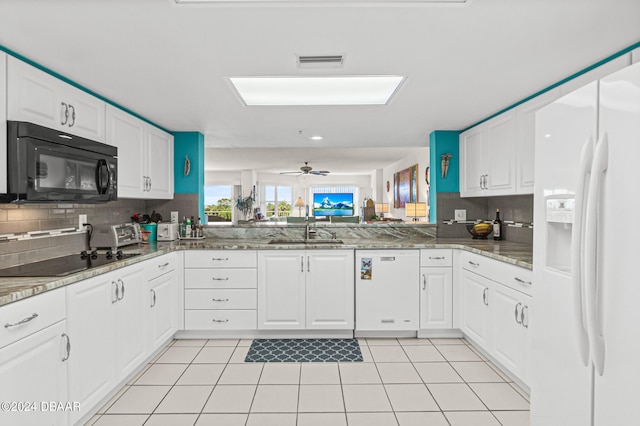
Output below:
[305,222,316,240]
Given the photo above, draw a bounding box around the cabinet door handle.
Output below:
[482,288,489,305]
[422,274,426,290]
[521,305,529,328]
[148,176,152,190]
[514,277,532,285]
[212,298,229,302]
[4,312,38,328]
[112,281,119,303]
[515,302,522,324]
[211,277,229,281]
[429,256,445,260]
[158,262,170,268]
[150,289,157,308]
[118,278,125,301]
[60,102,69,125]
[307,256,310,272]
[69,104,76,127]
[61,333,71,362]
[212,319,229,323]
[301,256,304,272]
[211,257,229,262]
[468,261,480,267]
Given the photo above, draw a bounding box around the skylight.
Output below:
[228,76,405,106]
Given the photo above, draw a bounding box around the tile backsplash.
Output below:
[436,192,533,245]
[0,194,198,268]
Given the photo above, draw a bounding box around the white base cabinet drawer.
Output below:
[185,250,257,268]
[185,289,257,310]
[0,287,66,349]
[185,310,257,330]
[185,268,257,289]
[461,251,532,295]
[420,249,453,267]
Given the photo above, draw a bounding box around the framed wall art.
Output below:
[393,163,419,208]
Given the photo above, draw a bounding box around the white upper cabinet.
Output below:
[6,57,106,142]
[146,125,174,199]
[106,105,145,197]
[514,89,560,194]
[460,111,516,197]
[106,105,173,199]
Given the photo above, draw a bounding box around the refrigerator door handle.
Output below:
[570,136,595,367]
[585,132,608,376]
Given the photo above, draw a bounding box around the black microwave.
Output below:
[1,121,117,203]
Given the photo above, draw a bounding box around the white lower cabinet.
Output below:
[184,250,258,330]
[492,282,531,381]
[0,287,69,426]
[460,269,492,349]
[258,250,354,330]
[66,263,146,425]
[0,321,69,426]
[420,249,453,330]
[147,271,178,350]
[458,251,532,385]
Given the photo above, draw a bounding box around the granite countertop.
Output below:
[0,238,532,308]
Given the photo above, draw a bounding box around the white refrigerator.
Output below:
[531,60,640,425]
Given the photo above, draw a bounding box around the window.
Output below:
[204,185,233,223]
[263,185,292,220]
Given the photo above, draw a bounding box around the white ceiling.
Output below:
[1,0,639,174]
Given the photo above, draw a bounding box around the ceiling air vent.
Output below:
[297,55,345,68]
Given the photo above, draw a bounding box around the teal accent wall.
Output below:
[173,132,205,219]
[429,131,460,224]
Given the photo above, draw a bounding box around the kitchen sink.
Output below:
[268,238,344,245]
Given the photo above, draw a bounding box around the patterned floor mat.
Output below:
[244,338,363,362]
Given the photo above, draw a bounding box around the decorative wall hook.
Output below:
[441,153,453,178]
[184,155,191,177]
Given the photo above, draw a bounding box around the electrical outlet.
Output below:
[171,211,179,223]
[454,209,467,221]
[79,214,87,231]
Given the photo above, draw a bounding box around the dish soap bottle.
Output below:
[493,209,502,241]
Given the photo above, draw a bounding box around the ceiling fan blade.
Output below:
[280,171,302,175]
[309,171,329,176]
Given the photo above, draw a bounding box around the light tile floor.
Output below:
[86,337,530,426]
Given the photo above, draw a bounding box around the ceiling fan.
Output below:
[280,162,330,176]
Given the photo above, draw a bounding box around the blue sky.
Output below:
[204,185,232,206]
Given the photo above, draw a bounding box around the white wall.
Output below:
[381,147,430,221]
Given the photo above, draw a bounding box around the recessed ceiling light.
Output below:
[310,136,324,141]
[228,76,405,106]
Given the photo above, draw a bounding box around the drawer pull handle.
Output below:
[158,262,170,268]
[212,319,229,323]
[380,257,396,261]
[212,257,229,261]
[429,256,445,260]
[62,333,71,362]
[4,312,39,328]
[381,319,395,323]
[468,261,480,267]
[212,277,229,281]
[212,298,229,302]
[514,277,532,285]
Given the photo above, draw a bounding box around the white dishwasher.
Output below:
[355,249,420,331]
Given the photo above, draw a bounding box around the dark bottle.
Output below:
[493,209,502,241]
[190,216,196,237]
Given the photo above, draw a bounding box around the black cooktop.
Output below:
[0,251,141,277]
